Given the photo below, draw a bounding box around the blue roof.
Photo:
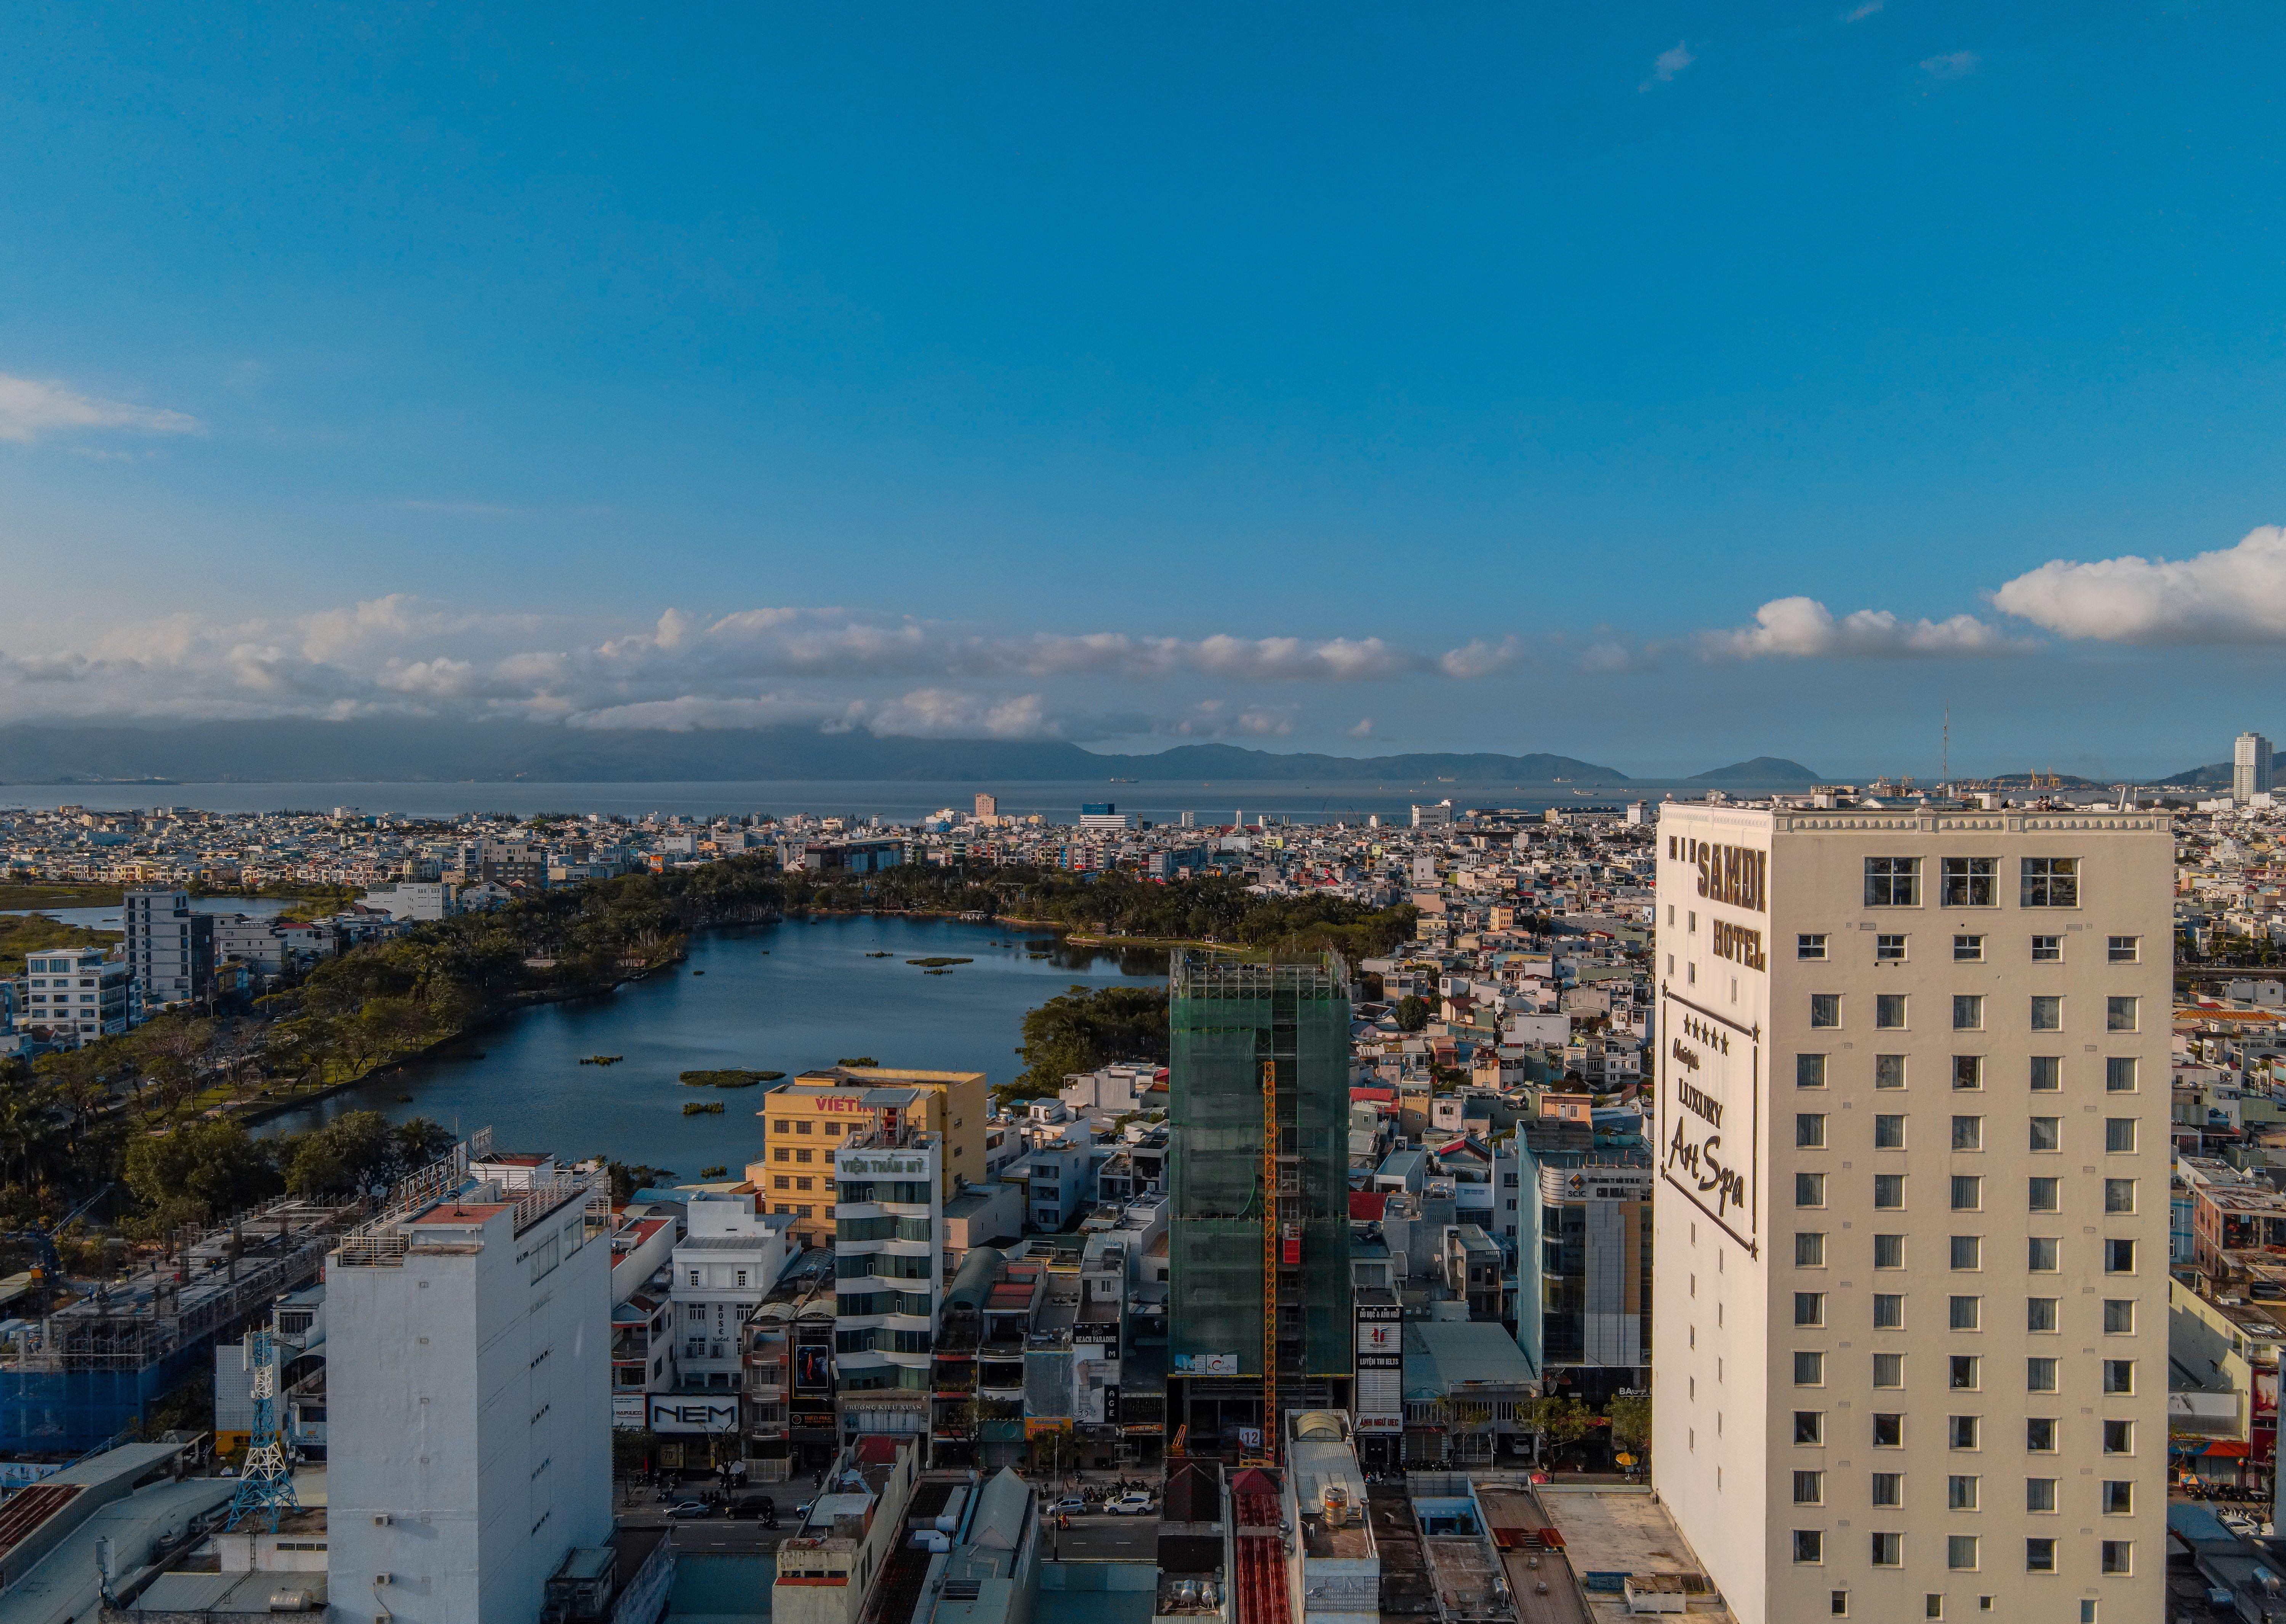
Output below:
[2168,1500,2241,1547]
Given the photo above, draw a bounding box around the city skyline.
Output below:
[6,5,2285,774]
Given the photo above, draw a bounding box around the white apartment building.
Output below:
[669,1192,794,1390]
[20,947,134,1045]
[831,1128,943,1446]
[212,912,288,974]
[1651,804,2167,1624]
[326,1140,613,1624]
[124,887,211,1006]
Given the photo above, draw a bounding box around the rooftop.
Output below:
[1404,1321,1538,1397]
[1534,1488,1734,1623]
[408,1201,511,1225]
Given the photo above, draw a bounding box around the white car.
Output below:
[1105,1492,1156,1515]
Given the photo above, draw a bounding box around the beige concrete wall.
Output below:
[1655,805,2170,1624]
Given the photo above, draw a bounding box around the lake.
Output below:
[254,914,1164,1176]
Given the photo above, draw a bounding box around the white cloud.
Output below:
[1436,637,1526,679]
[0,597,1546,737]
[1348,718,1374,739]
[1990,525,2286,644]
[1919,50,1979,80]
[1640,40,1695,91]
[1843,1,1883,20]
[1705,596,2026,659]
[869,689,1057,740]
[0,374,203,443]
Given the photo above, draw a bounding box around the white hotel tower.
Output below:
[1651,802,2168,1624]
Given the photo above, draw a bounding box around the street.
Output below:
[614,1505,796,1556]
[1044,1512,1159,1561]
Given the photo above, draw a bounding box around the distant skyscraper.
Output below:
[2235,732,2273,801]
[973,792,998,822]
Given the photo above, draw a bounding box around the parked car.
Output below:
[1105,1493,1156,1515]
[1048,1497,1092,1517]
[666,1501,714,1519]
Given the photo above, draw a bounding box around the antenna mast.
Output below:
[1942,704,1950,791]
[225,1326,301,1532]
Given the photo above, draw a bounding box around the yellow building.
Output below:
[748,1065,987,1249]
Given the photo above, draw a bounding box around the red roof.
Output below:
[1350,1086,1396,1103]
[856,1435,904,1464]
[1350,1191,1389,1221]
[410,1202,510,1225]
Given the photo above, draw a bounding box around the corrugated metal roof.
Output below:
[1403,1320,1535,1397]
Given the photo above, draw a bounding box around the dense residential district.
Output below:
[11,747,2286,1620]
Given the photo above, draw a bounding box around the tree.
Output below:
[122,1120,283,1220]
[1395,995,1431,1032]
[32,1047,111,1139]
[1006,985,1169,1099]
[287,1113,456,1200]
[1526,1395,1594,1462]
[0,1084,67,1193]
[1606,1393,1650,1463]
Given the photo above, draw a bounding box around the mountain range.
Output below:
[0,721,1826,788]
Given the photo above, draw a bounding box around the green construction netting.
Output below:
[1168,955,1353,1379]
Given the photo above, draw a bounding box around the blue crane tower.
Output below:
[224,1325,301,1531]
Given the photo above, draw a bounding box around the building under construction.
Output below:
[1165,953,1353,1454]
[0,1195,359,1452]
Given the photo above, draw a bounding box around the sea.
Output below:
[0,777,1775,824]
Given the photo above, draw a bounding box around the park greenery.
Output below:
[1008,985,1170,1099]
[790,863,1417,960]
[0,913,117,978]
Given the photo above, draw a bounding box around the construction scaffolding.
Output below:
[0,1194,362,1452]
[1168,953,1353,1450]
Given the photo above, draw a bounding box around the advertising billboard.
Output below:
[648,1395,741,1434]
[1657,988,1761,1258]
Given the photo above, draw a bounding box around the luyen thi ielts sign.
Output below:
[1658,988,1760,1259]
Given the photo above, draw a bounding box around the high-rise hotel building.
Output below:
[1651,803,2167,1624]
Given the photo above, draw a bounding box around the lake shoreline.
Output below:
[243,913,1160,1166]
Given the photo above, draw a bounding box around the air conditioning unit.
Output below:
[374,1574,391,1586]
[372,1514,392,1526]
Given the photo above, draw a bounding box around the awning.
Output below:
[2204,1440,2252,1459]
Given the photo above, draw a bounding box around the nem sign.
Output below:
[649,1397,740,1433]
[1658,987,1760,1259]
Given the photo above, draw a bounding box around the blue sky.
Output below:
[2,2,2283,778]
